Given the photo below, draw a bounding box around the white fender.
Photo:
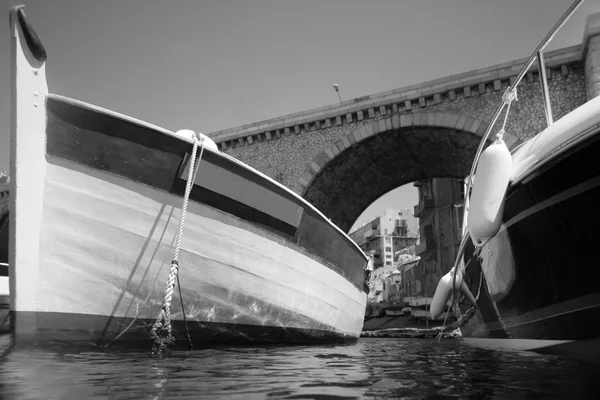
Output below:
[468,137,512,247]
[174,129,219,152]
[430,269,462,318]
[430,269,479,318]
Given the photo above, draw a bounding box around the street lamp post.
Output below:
[333,84,342,104]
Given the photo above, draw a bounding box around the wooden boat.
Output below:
[5,6,368,349]
[433,0,600,359]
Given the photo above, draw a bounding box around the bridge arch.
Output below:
[297,111,522,232]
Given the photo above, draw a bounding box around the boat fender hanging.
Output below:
[430,269,462,318]
[467,135,512,247]
[430,269,479,318]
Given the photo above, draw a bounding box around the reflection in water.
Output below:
[0,337,599,399]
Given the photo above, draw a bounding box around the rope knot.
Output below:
[193,132,206,147]
[496,128,506,140]
[150,308,175,355]
[502,87,518,105]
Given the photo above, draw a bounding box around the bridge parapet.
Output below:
[208,44,582,150]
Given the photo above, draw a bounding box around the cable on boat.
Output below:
[150,132,206,355]
[176,273,193,351]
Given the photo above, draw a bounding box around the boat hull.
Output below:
[7,8,368,347]
[460,131,600,354]
[10,148,366,347]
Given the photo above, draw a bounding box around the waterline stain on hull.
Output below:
[11,311,360,349]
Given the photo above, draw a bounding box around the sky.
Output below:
[0,0,597,231]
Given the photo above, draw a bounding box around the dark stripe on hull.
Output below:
[171,179,296,240]
[45,96,366,290]
[10,311,358,348]
[462,132,600,342]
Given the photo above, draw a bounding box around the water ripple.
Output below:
[0,337,599,399]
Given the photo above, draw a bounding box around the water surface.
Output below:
[0,336,598,399]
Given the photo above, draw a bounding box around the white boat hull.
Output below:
[12,155,367,346]
[7,7,368,347]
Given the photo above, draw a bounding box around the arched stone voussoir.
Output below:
[300,122,484,230]
[297,112,492,198]
[432,112,461,129]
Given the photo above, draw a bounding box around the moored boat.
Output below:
[460,88,600,356]
[5,6,368,349]
[1,173,8,309]
[432,0,600,359]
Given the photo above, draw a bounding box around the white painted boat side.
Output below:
[9,6,48,318]
[46,95,366,259]
[35,158,367,336]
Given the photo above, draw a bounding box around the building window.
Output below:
[385,247,392,252]
[386,254,392,259]
[386,261,392,265]
[396,226,407,237]
[385,237,391,243]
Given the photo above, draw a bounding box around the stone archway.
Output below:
[298,112,522,232]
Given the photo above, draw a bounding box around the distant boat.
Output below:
[4,6,368,350]
[432,0,600,359]
[0,175,7,307]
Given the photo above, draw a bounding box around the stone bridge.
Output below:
[208,15,600,232]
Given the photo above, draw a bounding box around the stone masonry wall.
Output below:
[222,65,586,191]
[586,35,600,100]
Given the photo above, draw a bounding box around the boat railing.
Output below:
[447,0,586,323]
[460,0,585,239]
[538,50,554,127]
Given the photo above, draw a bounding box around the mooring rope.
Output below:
[176,273,193,350]
[150,133,205,355]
